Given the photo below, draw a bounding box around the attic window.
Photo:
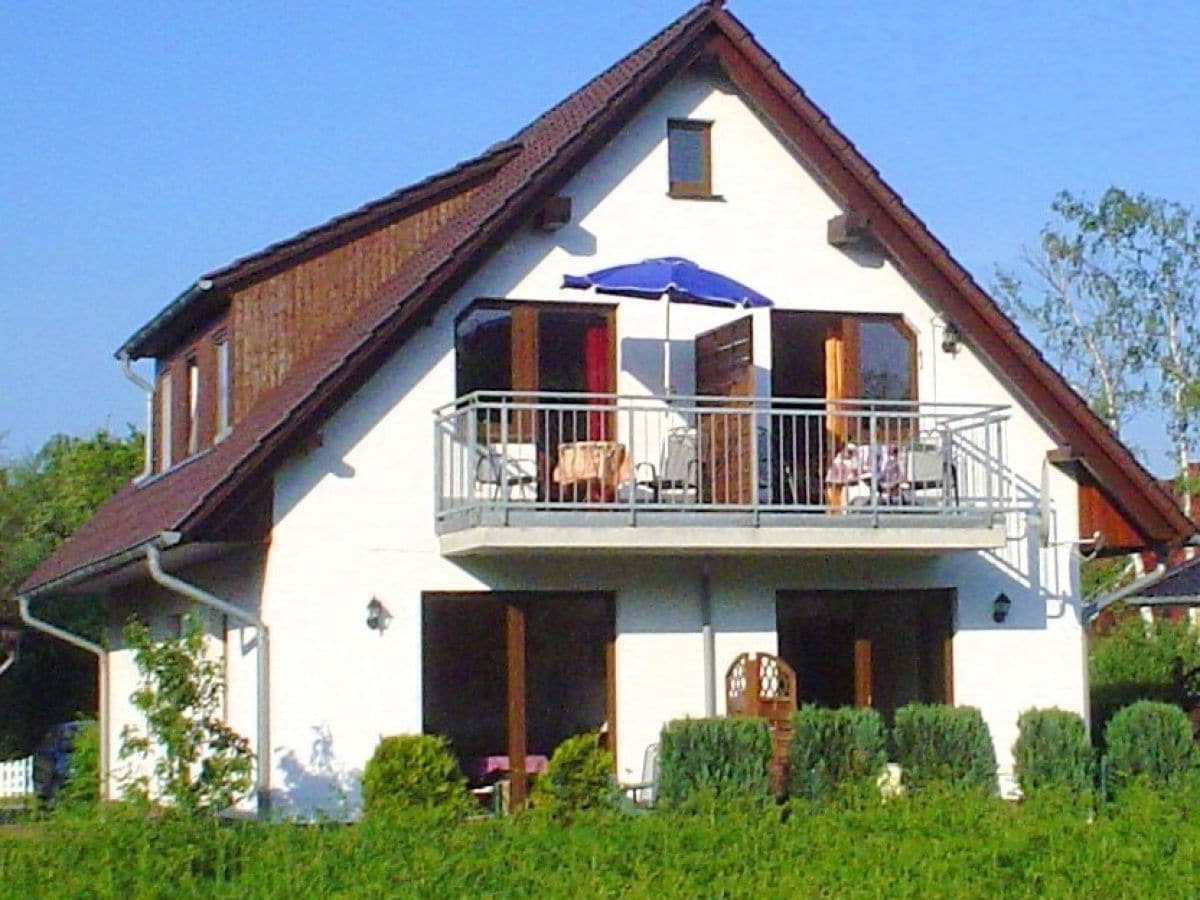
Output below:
[668,119,712,198]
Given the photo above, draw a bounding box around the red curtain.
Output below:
[584,320,609,440]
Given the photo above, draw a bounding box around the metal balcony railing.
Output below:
[433,392,1010,532]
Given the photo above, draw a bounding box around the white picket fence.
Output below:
[0,755,34,802]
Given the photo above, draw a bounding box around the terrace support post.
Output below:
[506,601,528,809]
[701,565,716,717]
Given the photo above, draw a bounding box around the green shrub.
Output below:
[1103,700,1199,794]
[1012,708,1094,797]
[787,705,887,801]
[893,704,997,794]
[55,719,100,809]
[1089,615,1200,746]
[361,734,471,817]
[533,732,616,816]
[656,717,771,806]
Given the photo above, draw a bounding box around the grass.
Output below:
[1,786,1198,897]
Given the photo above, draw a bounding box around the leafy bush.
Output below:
[893,704,997,794]
[119,614,253,815]
[533,732,615,816]
[656,717,771,806]
[55,719,100,808]
[1089,615,1200,746]
[1012,708,1094,797]
[787,705,887,801]
[361,734,471,817]
[1103,700,1199,794]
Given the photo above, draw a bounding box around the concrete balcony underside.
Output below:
[438,508,1007,556]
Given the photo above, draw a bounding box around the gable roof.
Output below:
[22,1,1193,595]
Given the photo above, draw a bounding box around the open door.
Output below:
[695,315,755,504]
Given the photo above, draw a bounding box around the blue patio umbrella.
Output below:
[562,257,774,392]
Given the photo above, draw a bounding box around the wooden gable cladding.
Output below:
[1078,475,1153,555]
[229,187,481,421]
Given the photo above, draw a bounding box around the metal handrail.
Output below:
[433,392,1011,528]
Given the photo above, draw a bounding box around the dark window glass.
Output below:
[858,319,914,401]
[455,306,511,397]
[668,120,711,195]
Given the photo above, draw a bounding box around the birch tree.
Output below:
[995,191,1149,436]
[999,189,1200,502]
[1083,191,1200,510]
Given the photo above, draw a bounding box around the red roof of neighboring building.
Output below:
[22,1,1194,595]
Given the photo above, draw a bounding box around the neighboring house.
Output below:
[19,1,1194,815]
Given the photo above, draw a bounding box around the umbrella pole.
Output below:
[664,295,671,394]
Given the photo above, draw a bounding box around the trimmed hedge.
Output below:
[657,717,771,806]
[7,785,1200,895]
[1103,700,1199,794]
[533,732,616,816]
[1013,708,1094,797]
[787,705,887,801]
[361,734,471,817]
[893,704,997,794]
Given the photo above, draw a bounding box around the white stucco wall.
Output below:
[102,65,1086,813]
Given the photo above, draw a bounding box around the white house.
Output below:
[20,1,1194,817]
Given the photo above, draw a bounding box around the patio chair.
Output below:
[619,742,658,807]
[475,443,538,501]
[901,443,959,506]
[632,427,698,503]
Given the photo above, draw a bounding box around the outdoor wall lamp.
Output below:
[992,593,1012,624]
[366,597,392,634]
[941,322,962,355]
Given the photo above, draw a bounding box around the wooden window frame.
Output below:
[157,369,173,472]
[667,118,714,199]
[185,356,201,456]
[215,332,231,440]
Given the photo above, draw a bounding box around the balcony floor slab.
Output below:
[437,510,1007,556]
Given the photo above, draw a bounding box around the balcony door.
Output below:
[770,311,917,505]
[456,301,616,496]
[776,589,953,725]
[695,315,755,504]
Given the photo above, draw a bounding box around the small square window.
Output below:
[668,119,712,198]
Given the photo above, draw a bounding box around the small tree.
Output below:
[119,614,253,814]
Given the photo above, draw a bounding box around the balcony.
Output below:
[434,392,1011,556]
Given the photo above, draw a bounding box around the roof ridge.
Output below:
[508,2,717,144]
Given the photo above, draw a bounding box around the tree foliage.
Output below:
[1089,614,1200,746]
[119,614,254,815]
[0,428,141,757]
[997,189,1200,483]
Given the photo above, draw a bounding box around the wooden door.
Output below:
[695,315,755,504]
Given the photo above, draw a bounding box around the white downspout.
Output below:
[118,353,155,483]
[17,594,110,801]
[145,542,271,817]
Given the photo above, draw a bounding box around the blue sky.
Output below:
[2,1,1198,473]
